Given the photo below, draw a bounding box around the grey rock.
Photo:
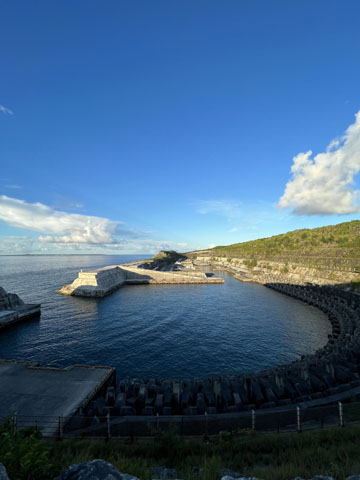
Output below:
[346,476,360,480]
[54,459,139,480]
[0,463,10,480]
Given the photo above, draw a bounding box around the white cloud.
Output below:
[0,105,14,115]
[0,195,132,244]
[0,196,190,254]
[279,111,360,215]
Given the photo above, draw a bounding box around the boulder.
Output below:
[0,463,10,480]
[54,459,139,480]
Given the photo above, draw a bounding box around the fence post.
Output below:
[204,411,208,439]
[338,401,344,427]
[251,409,256,433]
[12,412,17,434]
[106,412,111,439]
[58,416,63,440]
[297,406,302,433]
[156,412,159,429]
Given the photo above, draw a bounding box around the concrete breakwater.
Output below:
[58,264,224,297]
[83,284,360,418]
[0,287,40,329]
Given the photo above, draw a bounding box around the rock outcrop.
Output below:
[54,460,139,480]
[0,463,10,480]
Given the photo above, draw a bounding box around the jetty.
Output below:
[0,360,115,436]
[0,287,40,329]
[58,263,224,297]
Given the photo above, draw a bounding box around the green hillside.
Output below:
[189,221,360,273]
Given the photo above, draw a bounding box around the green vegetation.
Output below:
[4,420,360,479]
[139,250,184,270]
[0,418,54,480]
[152,250,182,261]
[188,221,360,273]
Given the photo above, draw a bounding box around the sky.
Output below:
[1,0,360,255]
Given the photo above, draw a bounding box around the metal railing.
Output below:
[4,400,360,439]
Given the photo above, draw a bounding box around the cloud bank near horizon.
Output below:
[279,111,360,215]
[0,195,126,244]
[0,196,188,254]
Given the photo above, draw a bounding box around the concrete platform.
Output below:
[58,264,224,297]
[0,304,41,329]
[0,286,41,329]
[0,360,115,435]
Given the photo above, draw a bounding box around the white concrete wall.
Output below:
[120,265,207,282]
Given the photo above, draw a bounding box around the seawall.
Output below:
[81,284,360,418]
[0,287,41,329]
[189,254,360,287]
[58,265,224,297]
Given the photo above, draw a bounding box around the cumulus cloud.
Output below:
[0,105,14,115]
[0,196,192,254]
[279,111,360,215]
[0,195,133,244]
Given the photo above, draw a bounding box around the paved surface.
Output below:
[0,360,114,435]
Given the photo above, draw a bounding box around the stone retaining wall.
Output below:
[192,255,360,286]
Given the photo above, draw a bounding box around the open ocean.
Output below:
[0,255,331,379]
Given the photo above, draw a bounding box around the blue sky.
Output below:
[1,0,360,254]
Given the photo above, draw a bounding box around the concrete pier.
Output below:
[0,287,40,329]
[58,264,224,297]
[0,360,115,435]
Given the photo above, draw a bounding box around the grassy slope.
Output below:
[7,425,360,480]
[188,220,360,272]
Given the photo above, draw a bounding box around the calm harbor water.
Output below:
[0,255,331,379]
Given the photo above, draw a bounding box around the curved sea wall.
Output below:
[84,283,360,417]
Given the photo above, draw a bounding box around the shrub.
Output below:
[0,417,55,480]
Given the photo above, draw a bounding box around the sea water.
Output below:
[0,255,331,379]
